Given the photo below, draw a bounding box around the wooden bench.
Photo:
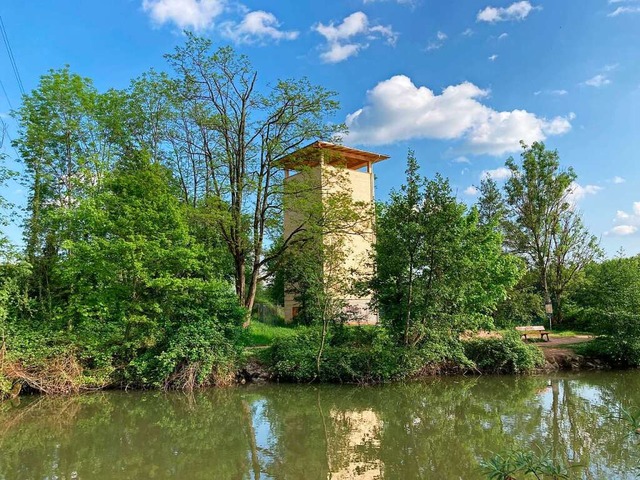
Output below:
[515,326,550,342]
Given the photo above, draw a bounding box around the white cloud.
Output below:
[315,12,397,63]
[320,43,362,63]
[612,176,626,184]
[316,12,368,43]
[481,167,512,181]
[608,6,640,16]
[608,201,640,236]
[464,185,479,196]
[452,156,471,164]
[565,181,602,204]
[583,74,611,87]
[426,31,448,50]
[345,75,574,155]
[462,28,474,36]
[142,0,225,30]
[498,32,509,39]
[611,225,638,235]
[488,54,499,61]
[221,11,298,43]
[477,1,538,22]
[534,89,568,96]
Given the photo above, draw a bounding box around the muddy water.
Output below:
[1,371,639,479]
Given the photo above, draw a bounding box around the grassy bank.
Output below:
[244,321,298,347]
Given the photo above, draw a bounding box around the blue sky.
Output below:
[0,0,639,255]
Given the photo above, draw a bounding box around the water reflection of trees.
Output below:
[1,373,639,479]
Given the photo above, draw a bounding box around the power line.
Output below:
[0,15,23,160]
[0,15,25,96]
[0,117,19,159]
[0,77,13,111]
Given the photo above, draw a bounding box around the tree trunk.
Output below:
[404,261,414,346]
[316,300,330,378]
[243,266,260,328]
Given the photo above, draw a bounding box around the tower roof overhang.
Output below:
[277,141,389,171]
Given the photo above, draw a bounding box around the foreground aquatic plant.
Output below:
[615,406,640,433]
[479,447,577,480]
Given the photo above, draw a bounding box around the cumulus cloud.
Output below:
[607,201,640,236]
[488,54,499,61]
[464,185,479,196]
[583,74,611,87]
[477,1,538,22]
[565,181,602,205]
[142,0,225,30]
[481,167,512,181]
[221,11,298,43]
[345,75,574,155]
[315,12,397,63]
[612,176,626,184]
[610,225,638,235]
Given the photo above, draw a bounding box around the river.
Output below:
[1,371,639,479]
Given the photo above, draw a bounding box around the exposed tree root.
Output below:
[2,354,85,395]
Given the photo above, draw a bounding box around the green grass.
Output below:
[245,320,298,347]
[548,330,592,338]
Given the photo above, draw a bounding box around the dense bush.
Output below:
[268,326,475,383]
[1,279,244,393]
[570,256,640,366]
[493,286,545,329]
[1,156,246,394]
[573,312,640,367]
[268,327,419,383]
[126,279,245,388]
[463,332,545,374]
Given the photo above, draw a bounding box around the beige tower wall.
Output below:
[283,163,378,324]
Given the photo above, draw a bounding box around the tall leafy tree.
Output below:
[373,151,521,346]
[164,34,343,320]
[59,152,243,386]
[13,67,115,313]
[503,142,601,323]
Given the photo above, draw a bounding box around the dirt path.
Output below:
[537,335,593,348]
[536,335,593,367]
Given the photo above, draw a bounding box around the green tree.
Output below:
[477,177,506,227]
[572,255,640,366]
[373,151,521,346]
[13,67,116,316]
[58,152,243,387]
[164,34,344,321]
[504,142,601,324]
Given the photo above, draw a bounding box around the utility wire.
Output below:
[0,16,22,159]
[0,77,13,111]
[0,117,19,159]
[0,15,25,96]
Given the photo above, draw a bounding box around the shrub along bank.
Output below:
[266,327,544,384]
